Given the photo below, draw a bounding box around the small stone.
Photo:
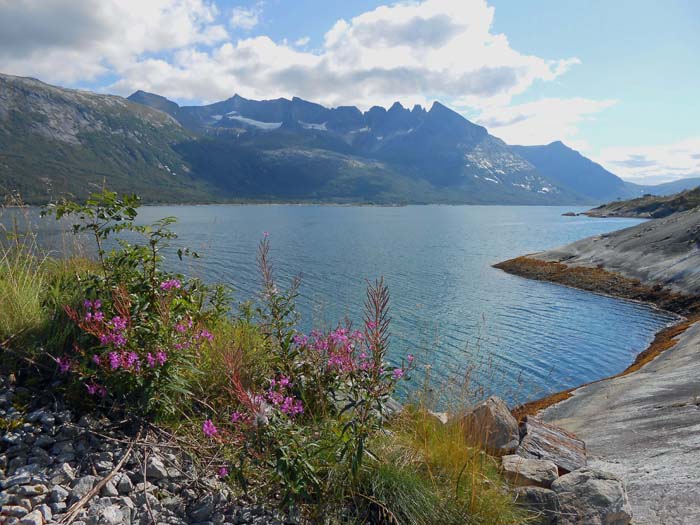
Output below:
[49,501,67,514]
[34,435,56,449]
[146,456,169,480]
[2,472,32,489]
[15,484,48,497]
[189,494,215,522]
[2,505,29,518]
[69,475,97,503]
[116,473,133,495]
[95,504,126,525]
[50,462,75,484]
[501,455,559,488]
[101,480,119,497]
[35,504,52,523]
[19,509,44,525]
[49,484,70,502]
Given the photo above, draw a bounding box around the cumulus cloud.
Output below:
[597,138,700,184]
[0,0,580,110]
[475,98,617,150]
[230,3,262,30]
[0,0,228,84]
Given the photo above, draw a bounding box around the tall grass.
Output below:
[0,204,47,342]
[353,408,526,525]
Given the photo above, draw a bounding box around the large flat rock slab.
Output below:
[516,416,586,474]
[542,321,700,524]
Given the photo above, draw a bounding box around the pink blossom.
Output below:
[146,353,156,368]
[392,368,404,380]
[160,279,182,291]
[92,354,101,365]
[85,382,107,397]
[156,351,167,366]
[197,329,214,342]
[108,352,120,370]
[218,466,229,478]
[231,411,244,423]
[55,356,71,374]
[407,354,415,364]
[263,231,269,238]
[202,419,218,438]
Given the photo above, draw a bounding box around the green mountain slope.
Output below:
[0,73,214,203]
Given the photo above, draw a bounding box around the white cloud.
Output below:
[0,0,228,84]
[230,3,262,30]
[294,36,310,47]
[0,0,581,110]
[597,138,700,184]
[475,98,617,150]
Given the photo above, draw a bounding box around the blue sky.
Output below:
[0,0,698,184]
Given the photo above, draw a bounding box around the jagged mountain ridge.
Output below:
[1,71,689,205]
[128,90,573,202]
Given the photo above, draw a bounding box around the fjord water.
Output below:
[122,204,674,405]
[25,204,676,404]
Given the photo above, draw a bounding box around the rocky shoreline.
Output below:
[494,209,700,524]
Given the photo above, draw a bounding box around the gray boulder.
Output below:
[551,467,632,525]
[461,396,519,454]
[501,454,559,488]
[514,486,560,525]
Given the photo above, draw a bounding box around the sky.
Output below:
[0,0,698,184]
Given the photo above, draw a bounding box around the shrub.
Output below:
[42,190,229,415]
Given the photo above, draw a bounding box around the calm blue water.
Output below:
[20,205,678,404]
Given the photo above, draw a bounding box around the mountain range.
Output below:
[1,72,697,205]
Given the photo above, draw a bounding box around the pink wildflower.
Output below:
[202,419,218,438]
[160,279,182,291]
[231,411,244,423]
[156,351,167,366]
[56,356,71,374]
[407,354,415,364]
[218,466,229,478]
[108,352,120,370]
[146,353,156,368]
[92,354,101,366]
[392,368,404,380]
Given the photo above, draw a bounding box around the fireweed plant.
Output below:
[40,190,416,515]
[43,190,228,415]
[200,238,415,508]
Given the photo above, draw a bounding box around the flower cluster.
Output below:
[159,279,182,291]
[294,326,411,381]
[265,375,304,417]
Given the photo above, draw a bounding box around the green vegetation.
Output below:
[0,189,530,524]
[587,186,700,218]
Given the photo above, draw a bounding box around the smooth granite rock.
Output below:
[551,468,632,525]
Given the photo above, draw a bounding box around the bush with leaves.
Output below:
[43,190,228,415]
